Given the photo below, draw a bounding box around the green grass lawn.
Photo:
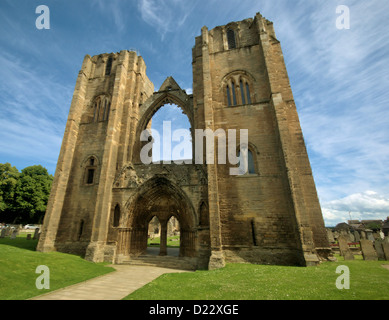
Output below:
[124,256,389,300]
[148,235,180,248]
[0,234,115,300]
[1,233,388,300]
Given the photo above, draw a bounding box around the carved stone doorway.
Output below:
[117,177,197,260]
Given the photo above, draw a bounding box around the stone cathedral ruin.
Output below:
[37,13,330,270]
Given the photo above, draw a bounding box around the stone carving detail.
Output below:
[114,162,207,189]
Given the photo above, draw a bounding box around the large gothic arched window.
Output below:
[92,95,111,123]
[223,73,254,107]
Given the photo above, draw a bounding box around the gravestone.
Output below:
[327,229,335,243]
[4,227,11,237]
[0,228,6,238]
[354,231,360,242]
[338,235,354,260]
[374,240,386,261]
[367,231,375,241]
[33,228,40,240]
[360,239,378,261]
[26,234,32,240]
[10,229,17,240]
[382,242,389,261]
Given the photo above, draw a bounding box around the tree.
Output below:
[14,165,53,224]
[0,163,20,221]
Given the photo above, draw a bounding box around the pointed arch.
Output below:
[221,71,255,107]
[132,78,194,164]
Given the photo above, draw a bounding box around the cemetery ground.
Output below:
[0,233,388,300]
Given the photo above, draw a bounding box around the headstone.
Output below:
[373,232,381,240]
[382,242,389,261]
[10,229,17,240]
[4,227,11,237]
[380,231,385,240]
[0,228,6,238]
[367,231,375,241]
[374,240,386,260]
[360,239,378,261]
[349,232,355,242]
[354,231,360,242]
[26,234,32,240]
[327,229,335,243]
[338,235,354,260]
[360,231,366,239]
[33,228,40,240]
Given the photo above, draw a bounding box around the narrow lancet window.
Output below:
[231,82,237,106]
[227,85,232,106]
[240,80,246,105]
[105,57,113,76]
[113,205,120,228]
[227,29,236,49]
[246,83,252,105]
[87,169,95,184]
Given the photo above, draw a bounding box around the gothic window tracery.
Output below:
[91,95,111,122]
[224,74,253,107]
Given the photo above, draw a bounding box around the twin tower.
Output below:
[37,13,330,269]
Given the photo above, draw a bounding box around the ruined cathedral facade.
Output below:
[37,13,330,269]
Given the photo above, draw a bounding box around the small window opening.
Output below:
[227,29,236,49]
[227,85,232,106]
[251,220,257,246]
[246,83,252,104]
[87,169,95,184]
[105,57,113,76]
[240,80,246,105]
[231,82,237,106]
[113,205,120,228]
[238,149,256,175]
[78,220,84,241]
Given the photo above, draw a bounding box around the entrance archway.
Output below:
[122,177,197,258]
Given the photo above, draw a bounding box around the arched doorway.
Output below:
[121,177,197,259]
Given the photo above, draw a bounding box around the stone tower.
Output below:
[37,13,330,269]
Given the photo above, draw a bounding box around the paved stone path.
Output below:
[31,265,189,300]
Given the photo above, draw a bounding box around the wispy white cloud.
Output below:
[0,52,71,172]
[271,1,389,204]
[91,0,126,32]
[322,191,389,225]
[137,0,195,40]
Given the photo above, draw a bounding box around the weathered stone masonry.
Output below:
[37,13,330,269]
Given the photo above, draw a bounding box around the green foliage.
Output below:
[0,163,53,224]
[0,163,20,217]
[365,222,382,231]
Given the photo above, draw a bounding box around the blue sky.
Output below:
[1,0,389,226]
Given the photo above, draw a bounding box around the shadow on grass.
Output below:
[0,236,38,251]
